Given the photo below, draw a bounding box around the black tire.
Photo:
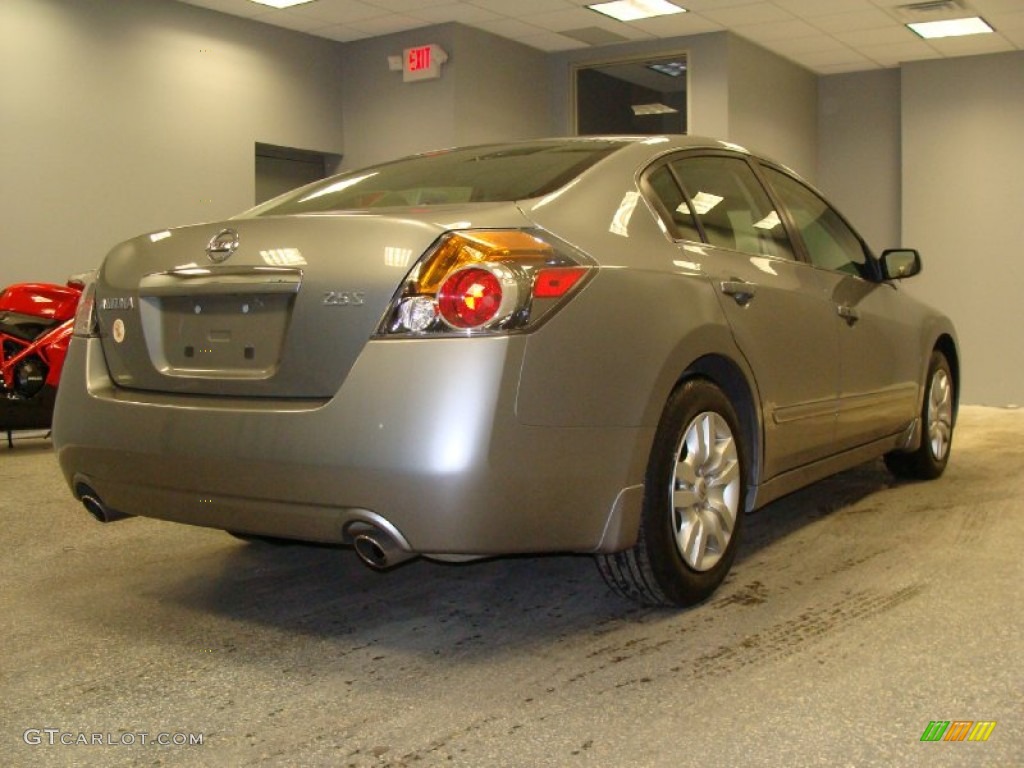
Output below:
[597,378,747,607]
[885,350,954,480]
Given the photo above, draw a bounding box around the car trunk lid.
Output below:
[93,213,465,398]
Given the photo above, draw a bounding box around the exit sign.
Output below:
[403,44,448,82]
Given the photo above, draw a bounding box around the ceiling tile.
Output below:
[731,18,823,43]
[925,33,1016,55]
[817,60,883,74]
[793,47,874,67]
[697,3,796,27]
[1000,27,1024,46]
[970,0,1024,13]
[774,0,873,16]
[469,18,549,40]
[469,0,577,15]
[285,0,387,25]
[265,10,330,32]
[811,7,898,33]
[171,0,1024,75]
[518,30,592,51]
[857,39,941,66]
[987,11,1024,31]
[346,13,424,35]
[363,0,454,11]
[834,25,919,47]
[676,0,764,10]
[523,8,603,31]
[626,12,724,36]
[310,23,375,42]
[407,4,501,24]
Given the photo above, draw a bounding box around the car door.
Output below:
[646,154,841,479]
[759,165,921,450]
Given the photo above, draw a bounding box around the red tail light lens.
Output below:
[378,229,595,337]
[533,267,588,299]
[439,268,503,329]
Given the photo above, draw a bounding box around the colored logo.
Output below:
[920,721,996,742]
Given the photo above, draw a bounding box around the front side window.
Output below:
[670,156,795,260]
[763,167,870,278]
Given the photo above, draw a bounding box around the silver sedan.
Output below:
[54,136,958,606]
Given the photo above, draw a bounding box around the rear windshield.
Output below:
[244,140,627,216]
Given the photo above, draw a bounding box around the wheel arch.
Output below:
[678,354,762,506]
[934,333,960,425]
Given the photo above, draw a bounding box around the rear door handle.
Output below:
[837,304,859,326]
[720,280,757,306]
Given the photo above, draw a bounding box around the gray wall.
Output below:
[818,53,1024,405]
[817,70,902,253]
[726,36,818,181]
[550,33,816,179]
[341,24,551,169]
[0,0,346,284]
[901,52,1024,407]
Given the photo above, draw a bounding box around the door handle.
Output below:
[837,304,859,326]
[720,280,757,306]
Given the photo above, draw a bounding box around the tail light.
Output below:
[72,279,99,338]
[378,229,594,337]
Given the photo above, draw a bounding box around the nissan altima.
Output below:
[53,136,958,606]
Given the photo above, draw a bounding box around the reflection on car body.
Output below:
[53,136,958,606]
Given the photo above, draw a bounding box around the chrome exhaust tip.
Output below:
[350,526,416,570]
[75,483,132,523]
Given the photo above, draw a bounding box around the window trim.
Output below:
[638,157,706,244]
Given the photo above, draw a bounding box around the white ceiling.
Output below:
[178,0,1024,74]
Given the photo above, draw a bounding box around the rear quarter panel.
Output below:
[517,146,753,431]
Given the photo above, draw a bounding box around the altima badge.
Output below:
[206,228,240,263]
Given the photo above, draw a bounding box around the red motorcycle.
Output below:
[1,277,86,444]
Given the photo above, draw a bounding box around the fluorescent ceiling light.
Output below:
[907,16,993,39]
[588,0,686,23]
[632,103,678,115]
[648,61,687,77]
[248,0,316,9]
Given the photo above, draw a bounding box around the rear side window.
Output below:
[670,156,796,260]
[645,165,702,242]
[762,167,870,278]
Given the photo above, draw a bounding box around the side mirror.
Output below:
[880,248,922,280]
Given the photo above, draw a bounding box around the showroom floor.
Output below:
[2,406,1020,767]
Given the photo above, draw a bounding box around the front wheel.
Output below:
[597,378,746,607]
[885,350,955,480]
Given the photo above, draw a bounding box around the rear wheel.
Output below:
[885,350,954,480]
[597,378,746,607]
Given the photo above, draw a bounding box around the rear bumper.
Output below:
[53,337,649,555]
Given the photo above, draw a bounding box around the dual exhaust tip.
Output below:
[75,482,415,571]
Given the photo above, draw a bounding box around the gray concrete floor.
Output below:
[1,406,1021,767]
